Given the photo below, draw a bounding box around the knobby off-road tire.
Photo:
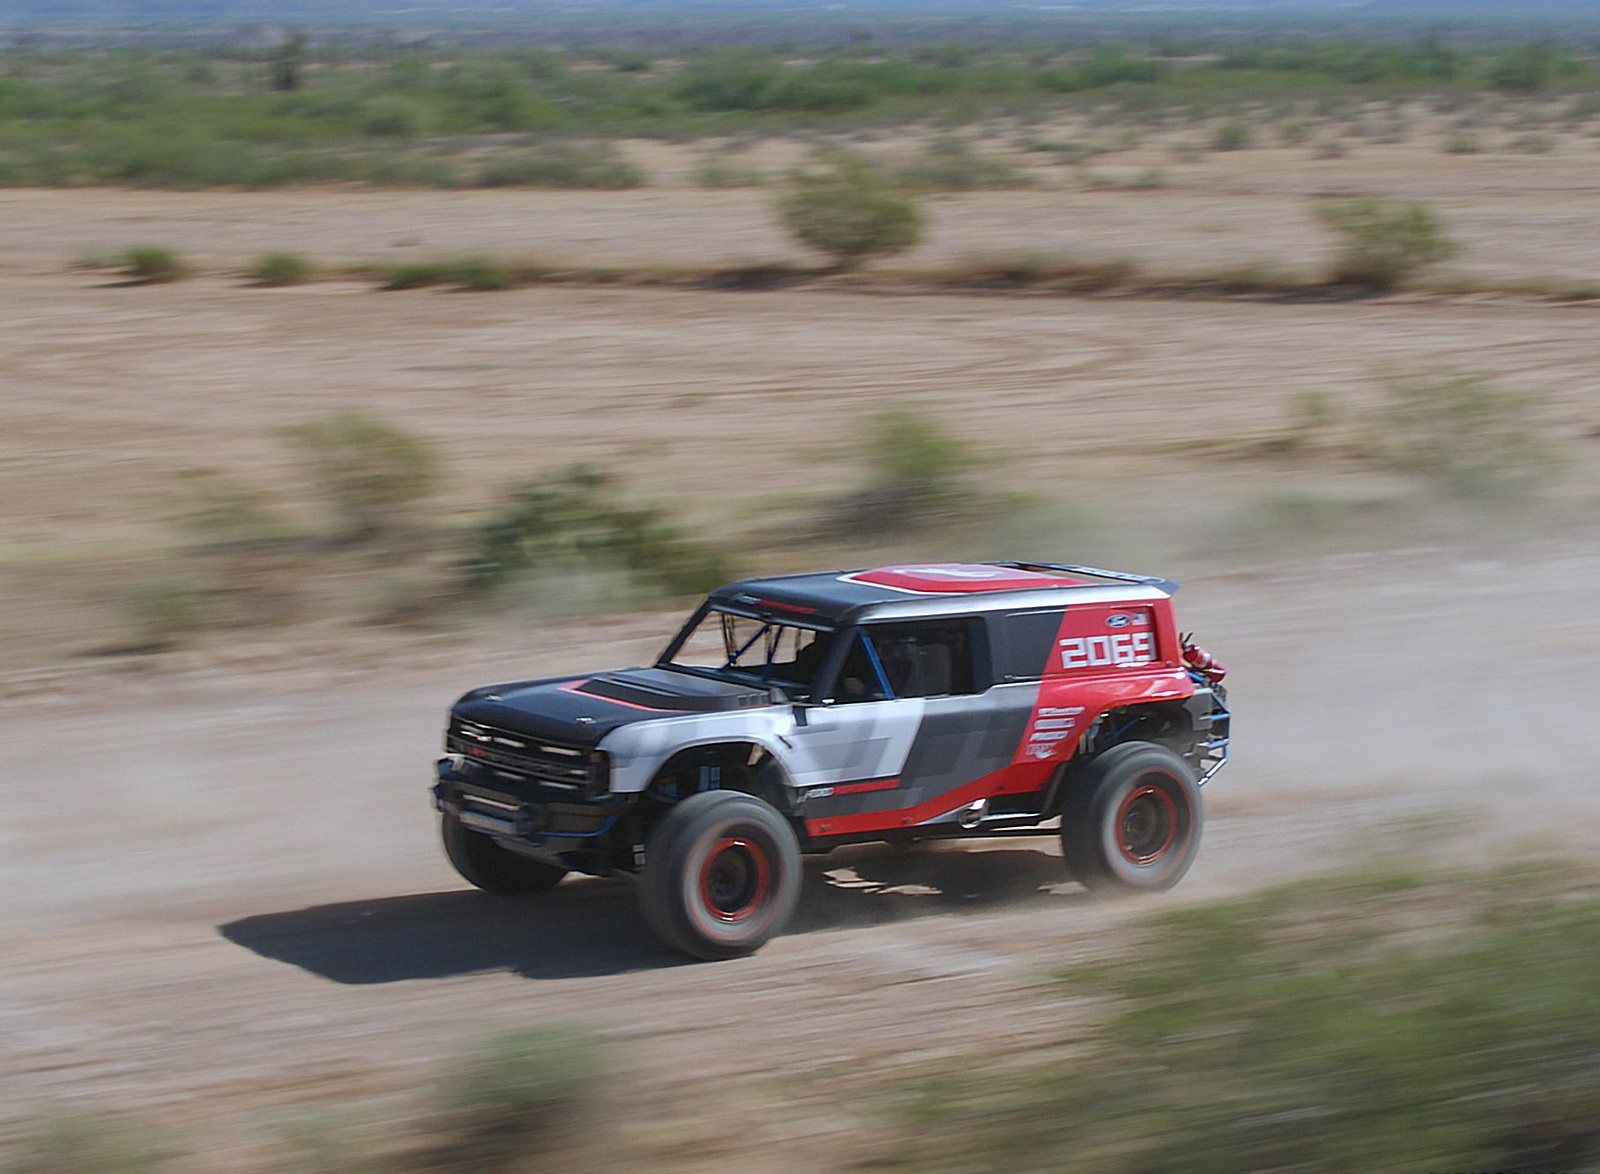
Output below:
[441,810,568,895]
[1061,740,1201,892]
[639,790,802,961]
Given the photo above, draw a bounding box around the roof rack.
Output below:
[994,561,1180,597]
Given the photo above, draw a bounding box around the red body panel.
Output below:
[802,595,1194,839]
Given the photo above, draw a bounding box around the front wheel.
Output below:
[441,810,568,895]
[1060,741,1201,892]
[639,791,802,961]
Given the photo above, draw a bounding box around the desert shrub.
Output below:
[465,465,730,596]
[1444,131,1483,154]
[1314,197,1459,290]
[888,864,1600,1174]
[411,1025,605,1173]
[828,408,984,536]
[1210,120,1252,150]
[898,136,1032,190]
[117,246,186,283]
[359,95,428,139]
[381,257,513,291]
[280,412,440,542]
[474,142,644,189]
[776,159,923,270]
[1366,369,1556,497]
[1,1113,178,1174]
[249,251,314,286]
[124,576,213,649]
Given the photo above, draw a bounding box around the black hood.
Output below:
[452,666,774,746]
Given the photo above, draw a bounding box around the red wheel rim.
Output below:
[698,836,772,923]
[1116,783,1179,865]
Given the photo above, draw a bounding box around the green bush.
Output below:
[248,251,314,286]
[776,159,923,271]
[1210,120,1252,151]
[890,864,1600,1174]
[117,246,186,283]
[359,95,428,139]
[124,576,213,649]
[381,257,514,291]
[0,1113,177,1174]
[280,412,440,542]
[1315,196,1459,290]
[1367,368,1556,497]
[420,1026,603,1172]
[829,408,984,536]
[465,465,730,597]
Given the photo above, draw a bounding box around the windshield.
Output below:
[661,609,834,697]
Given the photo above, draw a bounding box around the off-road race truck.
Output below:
[432,561,1229,960]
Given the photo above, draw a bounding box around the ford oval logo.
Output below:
[1106,613,1132,628]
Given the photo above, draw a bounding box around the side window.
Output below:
[991,609,1067,681]
[829,620,979,702]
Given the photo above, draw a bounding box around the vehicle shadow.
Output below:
[218,843,1086,984]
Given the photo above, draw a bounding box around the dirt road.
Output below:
[1,172,1597,1166]
[4,543,1598,1169]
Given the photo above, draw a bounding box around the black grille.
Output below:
[448,719,592,793]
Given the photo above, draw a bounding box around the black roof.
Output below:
[704,562,1177,625]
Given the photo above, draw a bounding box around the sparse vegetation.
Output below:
[777,158,923,271]
[280,412,440,542]
[465,464,730,597]
[0,1113,178,1174]
[826,408,986,536]
[249,252,314,287]
[1315,196,1460,290]
[116,246,186,284]
[1366,368,1557,497]
[883,863,1600,1174]
[0,38,1593,190]
[122,576,214,649]
[381,257,514,291]
[1210,120,1252,151]
[898,136,1032,191]
[417,1026,605,1172]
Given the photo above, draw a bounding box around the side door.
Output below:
[789,618,1027,835]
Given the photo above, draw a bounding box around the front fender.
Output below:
[597,707,798,794]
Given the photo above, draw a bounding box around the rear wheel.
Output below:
[441,811,568,895]
[1061,741,1201,892]
[639,791,802,961]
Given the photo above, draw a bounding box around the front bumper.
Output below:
[433,758,630,875]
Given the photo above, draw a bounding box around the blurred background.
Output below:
[1,1,1597,1170]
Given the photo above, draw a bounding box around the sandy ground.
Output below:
[4,546,1600,1170]
[1,158,1599,1167]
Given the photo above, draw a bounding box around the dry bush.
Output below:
[116,246,186,283]
[280,412,440,543]
[409,1026,604,1173]
[826,408,986,537]
[465,464,729,597]
[122,576,215,650]
[1364,369,1557,498]
[776,158,923,270]
[249,251,314,286]
[1,1114,178,1174]
[1315,197,1459,291]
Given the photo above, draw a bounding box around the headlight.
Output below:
[586,750,611,800]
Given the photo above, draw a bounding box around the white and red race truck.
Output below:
[433,562,1229,959]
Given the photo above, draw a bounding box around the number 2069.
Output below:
[1059,632,1156,670]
